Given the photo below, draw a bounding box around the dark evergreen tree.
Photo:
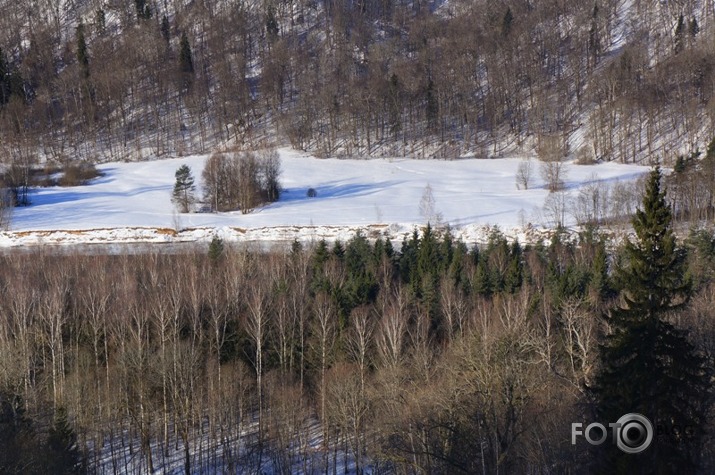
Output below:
[265,5,279,41]
[372,237,385,266]
[179,33,194,73]
[674,14,685,53]
[502,7,514,38]
[47,406,82,474]
[384,237,394,260]
[504,240,523,293]
[178,32,194,89]
[416,224,440,283]
[485,233,509,293]
[439,230,454,271]
[588,5,601,58]
[589,238,613,302]
[0,392,38,472]
[161,15,171,44]
[312,239,330,277]
[171,165,196,213]
[208,236,224,264]
[5,69,24,104]
[592,167,711,473]
[425,78,438,130]
[685,228,715,289]
[689,17,699,38]
[344,233,378,312]
[473,258,492,297]
[399,230,420,284]
[410,225,442,329]
[388,73,401,136]
[673,155,687,174]
[332,240,345,260]
[290,239,303,258]
[448,240,468,287]
[76,22,90,79]
[0,48,8,106]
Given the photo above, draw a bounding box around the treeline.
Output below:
[0,0,713,163]
[0,219,714,472]
[202,149,281,213]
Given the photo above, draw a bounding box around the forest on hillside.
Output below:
[0,0,714,166]
[1,169,714,473]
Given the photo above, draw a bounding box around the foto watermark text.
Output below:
[572,413,653,454]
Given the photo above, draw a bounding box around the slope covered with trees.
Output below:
[0,0,713,165]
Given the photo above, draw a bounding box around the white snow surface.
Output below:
[1,148,651,248]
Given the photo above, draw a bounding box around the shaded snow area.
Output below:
[2,148,651,248]
[93,417,370,475]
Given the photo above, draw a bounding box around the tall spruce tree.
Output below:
[178,32,194,90]
[76,21,89,79]
[179,32,194,74]
[161,15,171,44]
[592,167,711,473]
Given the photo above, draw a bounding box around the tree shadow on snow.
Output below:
[278,180,402,204]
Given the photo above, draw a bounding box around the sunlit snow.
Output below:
[3,148,651,247]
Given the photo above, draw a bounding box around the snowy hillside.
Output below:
[0,149,651,247]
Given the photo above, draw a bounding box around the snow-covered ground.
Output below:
[1,148,651,247]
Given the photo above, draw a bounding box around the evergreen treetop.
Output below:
[179,32,194,75]
[208,236,224,264]
[616,166,690,318]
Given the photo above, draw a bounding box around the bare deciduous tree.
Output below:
[418,183,442,224]
[538,135,568,192]
[515,159,533,190]
[376,289,408,368]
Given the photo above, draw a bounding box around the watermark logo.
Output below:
[572,413,653,454]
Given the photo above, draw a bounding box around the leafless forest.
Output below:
[1,0,715,164]
[0,227,714,473]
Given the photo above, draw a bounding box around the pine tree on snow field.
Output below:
[591,167,711,474]
[172,165,196,213]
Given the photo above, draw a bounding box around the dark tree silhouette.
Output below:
[76,22,89,79]
[592,167,711,473]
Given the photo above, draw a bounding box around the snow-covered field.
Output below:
[1,149,651,247]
